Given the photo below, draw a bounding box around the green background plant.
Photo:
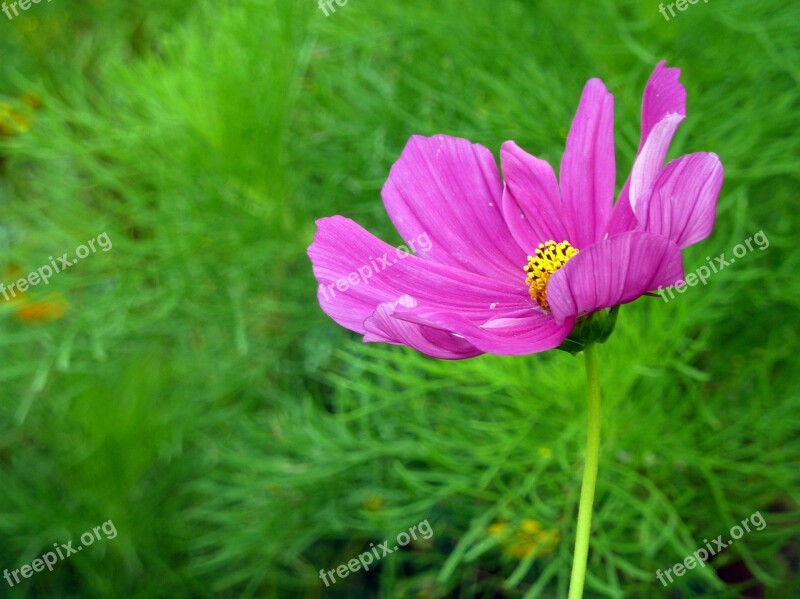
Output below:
[0,0,797,597]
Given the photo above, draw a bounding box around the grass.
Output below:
[0,0,798,597]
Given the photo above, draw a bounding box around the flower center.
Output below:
[524,240,579,311]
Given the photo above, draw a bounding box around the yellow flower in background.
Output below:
[538,447,553,459]
[0,92,41,138]
[20,91,42,110]
[487,521,509,536]
[362,496,384,512]
[488,518,560,559]
[0,102,30,137]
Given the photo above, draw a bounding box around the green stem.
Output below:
[567,343,602,599]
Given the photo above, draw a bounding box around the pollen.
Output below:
[524,240,579,311]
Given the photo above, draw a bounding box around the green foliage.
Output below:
[0,0,798,597]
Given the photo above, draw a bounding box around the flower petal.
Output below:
[308,216,531,335]
[363,296,483,360]
[641,60,687,143]
[607,61,687,236]
[628,114,685,214]
[500,141,569,254]
[393,306,574,356]
[604,179,638,238]
[635,153,723,249]
[559,78,616,248]
[381,134,526,279]
[547,231,684,324]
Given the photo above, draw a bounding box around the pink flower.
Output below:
[308,62,724,359]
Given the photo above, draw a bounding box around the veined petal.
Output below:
[629,114,685,213]
[547,231,684,324]
[393,306,574,356]
[363,296,483,360]
[560,78,616,247]
[308,216,531,335]
[500,141,569,254]
[381,134,527,280]
[641,60,687,144]
[635,153,723,249]
[607,61,687,236]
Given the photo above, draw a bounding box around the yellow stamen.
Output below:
[524,240,579,311]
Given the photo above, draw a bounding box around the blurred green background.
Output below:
[0,0,798,597]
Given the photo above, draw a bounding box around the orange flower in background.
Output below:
[3,264,24,281]
[1,265,68,324]
[13,293,68,324]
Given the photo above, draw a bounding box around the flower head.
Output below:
[308,62,723,358]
